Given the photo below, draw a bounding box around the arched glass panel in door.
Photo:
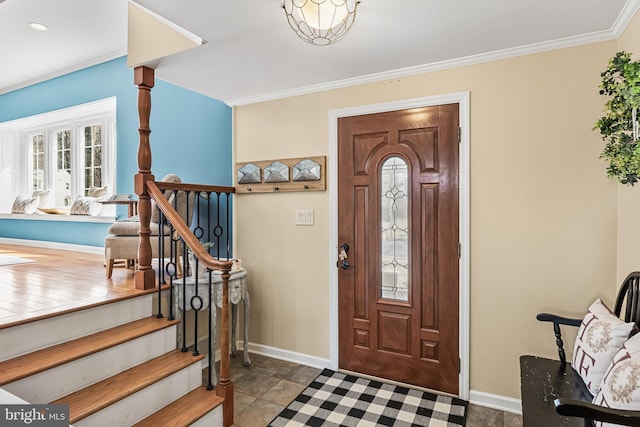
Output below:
[380,156,409,301]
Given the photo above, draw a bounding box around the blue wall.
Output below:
[0,57,232,247]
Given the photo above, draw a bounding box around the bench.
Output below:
[520,272,640,426]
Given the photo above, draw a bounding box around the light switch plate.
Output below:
[295,209,314,226]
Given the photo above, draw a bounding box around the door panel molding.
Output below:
[328,92,470,399]
[339,105,458,391]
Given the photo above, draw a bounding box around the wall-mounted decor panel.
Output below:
[264,161,290,183]
[237,163,261,184]
[235,156,326,193]
[292,158,322,181]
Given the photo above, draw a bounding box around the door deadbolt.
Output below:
[338,243,350,270]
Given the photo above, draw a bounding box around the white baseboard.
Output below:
[469,390,522,414]
[238,341,521,415]
[188,340,329,375]
[240,341,330,370]
[0,237,103,254]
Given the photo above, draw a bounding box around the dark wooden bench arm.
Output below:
[555,398,640,426]
[536,313,582,364]
[536,313,582,327]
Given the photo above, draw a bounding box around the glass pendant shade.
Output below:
[284,0,358,46]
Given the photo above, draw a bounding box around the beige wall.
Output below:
[617,11,640,283]
[234,38,622,398]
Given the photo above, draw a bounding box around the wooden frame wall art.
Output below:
[236,156,326,193]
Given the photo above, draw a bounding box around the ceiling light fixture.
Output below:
[284,0,358,46]
[28,22,48,31]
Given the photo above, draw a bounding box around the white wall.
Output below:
[0,130,18,212]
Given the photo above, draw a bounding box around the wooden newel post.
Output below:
[134,66,156,290]
[217,272,234,427]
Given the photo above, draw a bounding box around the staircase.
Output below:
[0,292,224,426]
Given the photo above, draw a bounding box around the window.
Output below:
[28,133,46,192]
[0,98,116,213]
[83,124,103,195]
[55,129,72,207]
[380,156,409,301]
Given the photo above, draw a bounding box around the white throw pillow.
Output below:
[12,196,39,214]
[150,174,182,224]
[87,186,108,200]
[572,299,636,395]
[592,332,640,427]
[70,196,103,216]
[150,193,175,224]
[31,190,50,207]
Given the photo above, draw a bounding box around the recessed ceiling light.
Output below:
[28,22,48,31]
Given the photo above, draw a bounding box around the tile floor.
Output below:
[215,352,522,427]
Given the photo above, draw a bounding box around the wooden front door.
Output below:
[337,104,460,394]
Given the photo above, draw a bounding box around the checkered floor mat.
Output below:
[268,368,467,426]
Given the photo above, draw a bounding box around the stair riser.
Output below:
[3,325,177,403]
[0,389,28,404]
[73,363,203,427]
[0,295,153,362]
[191,406,223,427]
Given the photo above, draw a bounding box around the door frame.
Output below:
[328,92,470,399]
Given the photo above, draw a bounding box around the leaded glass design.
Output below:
[264,161,289,183]
[238,163,261,184]
[380,156,409,301]
[292,158,321,181]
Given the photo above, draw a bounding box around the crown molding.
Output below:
[0,50,127,96]
[226,1,640,107]
[613,0,640,37]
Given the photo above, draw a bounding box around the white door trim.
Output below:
[328,92,470,399]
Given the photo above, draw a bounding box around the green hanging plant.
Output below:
[594,51,640,185]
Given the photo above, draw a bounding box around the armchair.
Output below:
[104,174,194,278]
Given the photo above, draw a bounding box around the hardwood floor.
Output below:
[0,244,150,328]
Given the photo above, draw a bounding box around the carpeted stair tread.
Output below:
[0,316,179,386]
[52,349,204,424]
[133,386,224,427]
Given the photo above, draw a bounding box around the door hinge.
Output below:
[457,127,461,143]
[458,242,461,259]
[459,358,461,373]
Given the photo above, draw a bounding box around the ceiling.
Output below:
[1,0,638,106]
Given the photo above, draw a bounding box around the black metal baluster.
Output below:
[205,191,215,389]
[191,191,201,357]
[155,208,164,318]
[216,192,222,260]
[167,217,176,322]
[178,190,188,353]
[226,192,231,260]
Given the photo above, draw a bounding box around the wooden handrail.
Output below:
[146,181,234,273]
[155,181,235,195]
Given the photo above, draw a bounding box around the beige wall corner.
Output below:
[127,1,204,68]
[617,185,640,282]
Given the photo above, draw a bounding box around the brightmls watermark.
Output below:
[0,405,68,426]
